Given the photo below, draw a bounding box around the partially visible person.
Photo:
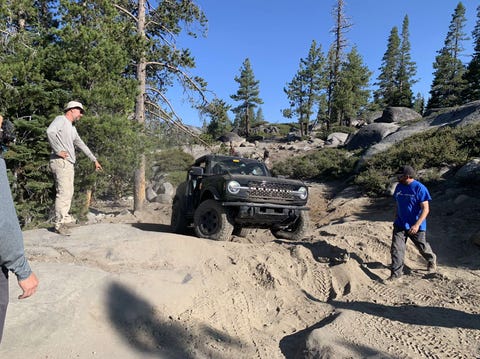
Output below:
[229,141,239,156]
[388,165,437,282]
[263,148,270,168]
[0,114,39,344]
[46,101,102,235]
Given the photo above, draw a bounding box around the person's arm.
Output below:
[408,200,429,234]
[72,130,102,170]
[0,161,38,299]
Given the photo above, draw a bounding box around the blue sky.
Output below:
[169,1,479,127]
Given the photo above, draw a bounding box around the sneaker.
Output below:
[54,226,71,236]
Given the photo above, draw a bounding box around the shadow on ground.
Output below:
[107,282,245,358]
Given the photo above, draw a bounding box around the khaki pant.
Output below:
[49,158,75,229]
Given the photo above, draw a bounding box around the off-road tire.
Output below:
[270,211,310,241]
[170,182,187,233]
[170,198,187,233]
[233,226,253,238]
[194,199,234,241]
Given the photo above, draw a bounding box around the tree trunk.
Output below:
[134,0,146,211]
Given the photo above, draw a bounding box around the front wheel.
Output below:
[233,226,253,238]
[271,211,310,241]
[194,199,234,241]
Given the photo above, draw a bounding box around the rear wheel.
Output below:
[170,182,187,233]
[170,197,187,233]
[194,199,234,241]
[271,211,310,241]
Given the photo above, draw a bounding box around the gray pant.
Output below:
[391,225,436,277]
[0,267,8,344]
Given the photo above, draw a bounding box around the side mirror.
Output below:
[189,166,204,176]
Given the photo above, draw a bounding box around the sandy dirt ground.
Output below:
[0,178,479,358]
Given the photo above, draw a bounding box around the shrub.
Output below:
[273,148,357,180]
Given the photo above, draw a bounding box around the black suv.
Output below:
[171,154,310,241]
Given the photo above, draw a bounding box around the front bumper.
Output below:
[222,201,309,227]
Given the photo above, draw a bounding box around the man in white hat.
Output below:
[46,101,102,235]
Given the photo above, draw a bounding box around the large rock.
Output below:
[427,100,480,127]
[376,106,422,124]
[454,158,480,183]
[345,123,399,150]
[325,132,349,147]
[217,132,244,144]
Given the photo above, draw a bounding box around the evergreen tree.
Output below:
[374,26,400,107]
[327,0,352,123]
[428,2,469,109]
[0,1,60,224]
[463,4,480,102]
[203,98,232,139]
[283,40,326,136]
[255,107,266,124]
[396,15,417,107]
[413,92,425,115]
[333,47,371,123]
[230,58,263,137]
[111,0,207,210]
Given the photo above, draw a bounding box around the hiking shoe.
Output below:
[427,261,437,273]
[427,254,437,273]
[54,226,71,236]
[385,274,402,284]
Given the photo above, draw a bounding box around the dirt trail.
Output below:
[1,182,479,358]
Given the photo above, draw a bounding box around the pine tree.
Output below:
[428,2,469,109]
[396,15,417,107]
[463,4,480,102]
[203,98,232,139]
[283,40,327,136]
[413,93,425,115]
[374,26,400,107]
[111,0,207,210]
[230,58,263,137]
[333,47,371,123]
[255,107,266,125]
[327,0,352,123]
[0,1,59,224]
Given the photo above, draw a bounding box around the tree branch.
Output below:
[145,96,211,149]
[145,61,207,103]
[112,4,138,24]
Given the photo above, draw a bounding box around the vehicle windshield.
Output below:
[211,158,268,176]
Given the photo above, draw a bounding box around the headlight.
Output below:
[227,180,241,194]
[297,186,308,200]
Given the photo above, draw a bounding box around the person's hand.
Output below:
[18,272,39,299]
[408,224,420,235]
[94,160,103,171]
[58,151,69,159]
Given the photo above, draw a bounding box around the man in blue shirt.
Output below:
[388,165,437,282]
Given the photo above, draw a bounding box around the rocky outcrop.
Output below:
[454,158,480,183]
[345,123,399,150]
[376,106,422,123]
[426,100,480,127]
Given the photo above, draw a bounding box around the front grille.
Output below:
[247,181,298,201]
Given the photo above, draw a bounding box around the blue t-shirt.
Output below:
[393,180,431,231]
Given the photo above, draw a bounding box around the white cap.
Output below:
[64,101,85,113]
